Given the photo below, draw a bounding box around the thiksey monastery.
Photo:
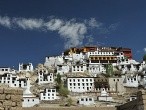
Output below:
[0,46,146,108]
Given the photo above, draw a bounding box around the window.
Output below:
[81,98,84,101]
[73,79,75,82]
[82,79,84,82]
[89,98,92,101]
[78,83,80,86]
[48,90,51,92]
[113,79,115,81]
[52,94,54,96]
[70,83,72,86]
[28,99,29,102]
[32,99,34,101]
[86,79,88,82]
[117,79,119,81]
[86,98,88,101]
[52,89,55,92]
[48,93,50,96]
[78,79,80,82]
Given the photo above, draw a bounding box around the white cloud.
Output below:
[0,15,117,49]
[144,48,146,52]
[0,16,11,28]
[45,19,87,48]
[58,21,87,48]
[45,19,64,31]
[108,23,119,31]
[88,18,102,28]
[14,18,43,30]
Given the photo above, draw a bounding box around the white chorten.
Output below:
[101,88,108,96]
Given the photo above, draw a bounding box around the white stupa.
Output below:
[23,78,35,97]
[22,78,40,107]
[101,88,109,96]
[98,88,113,101]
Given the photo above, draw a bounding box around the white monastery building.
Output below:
[37,69,54,85]
[19,63,33,72]
[67,77,94,92]
[40,88,57,101]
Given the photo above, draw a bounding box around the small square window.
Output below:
[52,89,55,92]
[89,98,92,101]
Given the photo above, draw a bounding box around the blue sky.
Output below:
[0,0,146,68]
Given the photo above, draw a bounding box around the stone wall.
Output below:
[0,87,23,110]
[117,90,146,110]
[23,107,116,110]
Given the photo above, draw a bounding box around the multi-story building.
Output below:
[108,77,125,94]
[40,88,56,101]
[0,72,27,88]
[19,63,33,72]
[67,77,94,92]
[89,55,117,64]
[56,64,70,75]
[0,67,11,75]
[71,64,87,73]
[37,69,54,85]
[94,77,109,92]
[122,74,138,87]
[88,64,106,76]
[44,56,64,68]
